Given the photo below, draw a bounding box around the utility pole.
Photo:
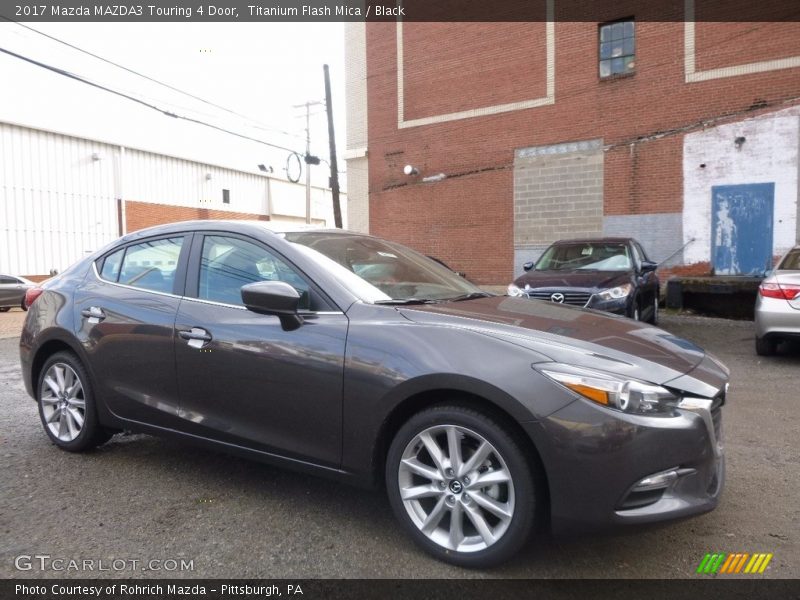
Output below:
[293,100,323,224]
[324,64,342,229]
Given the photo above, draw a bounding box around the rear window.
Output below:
[98,237,184,294]
[778,249,800,270]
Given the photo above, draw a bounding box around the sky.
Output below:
[0,21,345,187]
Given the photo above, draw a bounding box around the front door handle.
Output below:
[178,327,212,349]
[81,306,106,323]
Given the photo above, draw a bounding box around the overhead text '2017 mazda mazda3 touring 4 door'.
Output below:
[20,221,728,567]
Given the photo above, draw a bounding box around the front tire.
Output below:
[647,294,659,325]
[386,405,537,568]
[37,351,112,452]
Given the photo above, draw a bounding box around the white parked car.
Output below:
[755,245,800,355]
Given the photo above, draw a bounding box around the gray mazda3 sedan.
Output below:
[20,220,728,567]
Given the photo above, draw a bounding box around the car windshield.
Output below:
[778,248,800,270]
[283,232,485,303]
[535,242,632,272]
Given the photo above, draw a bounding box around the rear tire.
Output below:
[755,336,777,357]
[386,405,537,568]
[37,351,113,452]
[20,299,28,311]
[0,307,9,312]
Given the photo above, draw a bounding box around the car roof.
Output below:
[551,237,635,245]
[117,220,368,242]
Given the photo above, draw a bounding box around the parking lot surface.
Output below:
[0,313,797,578]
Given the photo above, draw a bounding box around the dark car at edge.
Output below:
[20,221,726,567]
[509,237,660,323]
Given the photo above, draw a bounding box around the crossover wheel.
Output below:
[386,406,537,567]
[37,351,112,451]
[755,336,777,357]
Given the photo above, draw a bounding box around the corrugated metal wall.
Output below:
[1,122,345,277]
[0,123,119,276]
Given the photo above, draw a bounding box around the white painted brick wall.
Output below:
[683,106,800,265]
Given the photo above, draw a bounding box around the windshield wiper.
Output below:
[374,298,440,305]
[446,292,495,302]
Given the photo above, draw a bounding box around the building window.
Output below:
[222,189,230,204]
[599,19,635,78]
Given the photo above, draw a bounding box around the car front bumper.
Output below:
[526,392,725,535]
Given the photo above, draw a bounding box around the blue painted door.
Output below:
[711,183,774,276]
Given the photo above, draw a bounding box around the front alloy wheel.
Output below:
[387,406,537,567]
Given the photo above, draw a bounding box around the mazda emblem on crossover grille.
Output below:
[551,293,565,303]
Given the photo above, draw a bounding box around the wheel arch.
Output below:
[30,338,84,394]
[372,384,551,530]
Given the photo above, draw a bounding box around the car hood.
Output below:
[399,296,720,393]
[514,270,630,290]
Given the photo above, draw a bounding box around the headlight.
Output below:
[507,283,526,297]
[538,363,679,416]
[597,283,632,301]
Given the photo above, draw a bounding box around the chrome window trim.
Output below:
[92,261,344,316]
[91,262,183,301]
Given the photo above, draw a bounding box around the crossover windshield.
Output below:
[536,242,632,272]
[284,232,486,303]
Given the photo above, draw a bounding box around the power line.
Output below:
[0,45,303,156]
[1,17,307,142]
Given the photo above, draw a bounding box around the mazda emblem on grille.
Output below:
[550,293,565,303]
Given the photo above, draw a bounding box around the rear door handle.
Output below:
[81,306,106,323]
[178,327,212,349]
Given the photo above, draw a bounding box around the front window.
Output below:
[599,19,635,78]
[535,242,633,272]
[284,232,485,304]
[199,235,311,309]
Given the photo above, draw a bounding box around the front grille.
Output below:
[526,290,592,307]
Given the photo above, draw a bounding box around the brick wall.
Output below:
[364,20,800,284]
[125,200,269,233]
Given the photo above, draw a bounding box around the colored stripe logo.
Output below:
[696,552,773,574]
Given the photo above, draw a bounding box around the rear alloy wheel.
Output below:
[37,352,112,451]
[386,406,536,567]
[755,336,777,357]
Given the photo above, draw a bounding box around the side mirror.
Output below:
[241,281,304,331]
[640,260,658,273]
[523,261,535,272]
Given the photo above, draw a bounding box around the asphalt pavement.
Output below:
[0,313,798,578]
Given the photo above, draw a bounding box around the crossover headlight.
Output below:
[539,364,680,416]
[507,283,526,297]
[597,283,632,301]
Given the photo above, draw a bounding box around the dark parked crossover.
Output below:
[21,221,726,567]
[509,238,660,323]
